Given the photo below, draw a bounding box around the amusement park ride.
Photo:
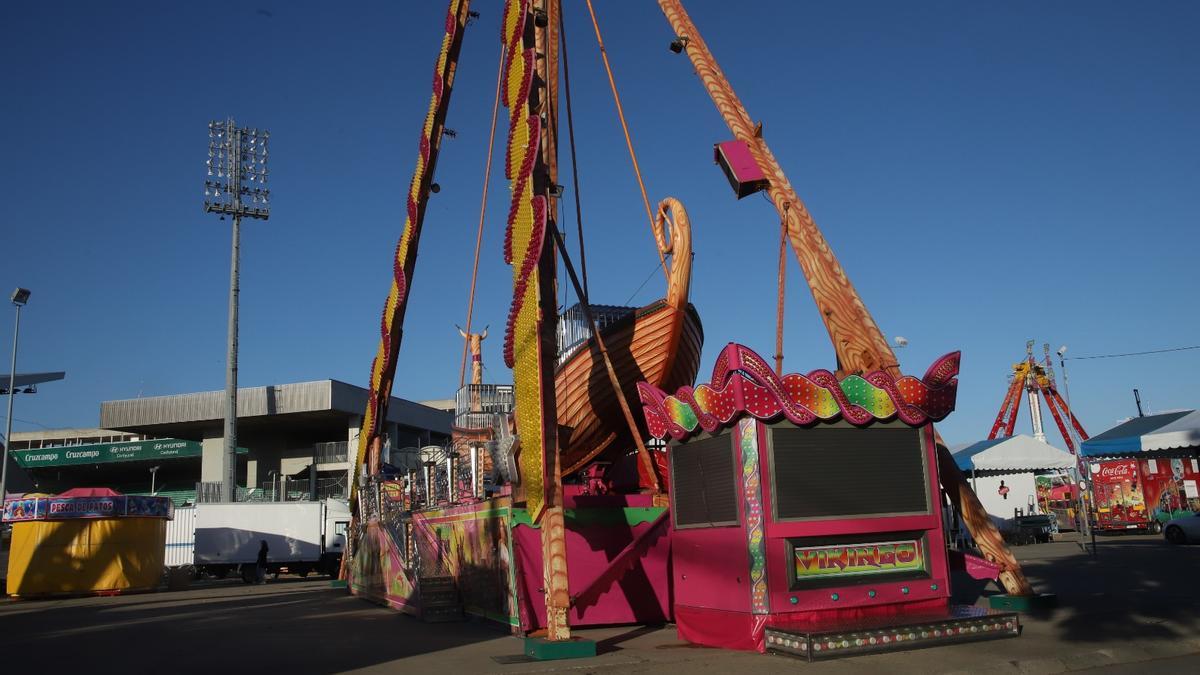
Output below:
[344,0,1040,660]
[989,341,1089,453]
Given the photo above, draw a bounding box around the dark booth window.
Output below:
[770,424,929,521]
[671,431,739,528]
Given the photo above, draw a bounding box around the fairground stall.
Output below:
[638,344,1020,659]
[3,487,174,597]
[1081,410,1200,533]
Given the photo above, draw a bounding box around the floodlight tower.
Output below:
[204,119,270,501]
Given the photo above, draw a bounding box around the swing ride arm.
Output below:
[988,374,1025,440]
[351,0,473,500]
[658,0,1035,597]
[1038,379,1077,453]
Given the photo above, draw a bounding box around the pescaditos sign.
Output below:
[3,495,174,522]
[13,439,247,468]
[794,539,924,579]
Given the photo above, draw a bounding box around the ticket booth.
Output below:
[638,343,1019,659]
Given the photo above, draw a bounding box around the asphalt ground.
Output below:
[0,533,1197,674]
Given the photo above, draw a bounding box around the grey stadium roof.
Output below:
[99,379,449,441]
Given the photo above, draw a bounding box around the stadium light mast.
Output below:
[205,119,270,501]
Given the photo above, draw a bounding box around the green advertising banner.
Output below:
[13,439,246,468]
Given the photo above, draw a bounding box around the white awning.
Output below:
[1141,410,1200,452]
[953,434,1076,472]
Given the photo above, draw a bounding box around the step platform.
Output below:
[764,605,1019,661]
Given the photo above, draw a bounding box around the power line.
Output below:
[623,261,662,306]
[1067,345,1200,361]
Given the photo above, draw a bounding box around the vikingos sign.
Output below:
[793,539,924,579]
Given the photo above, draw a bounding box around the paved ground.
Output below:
[1,533,1198,674]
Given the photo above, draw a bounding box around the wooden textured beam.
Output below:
[658,0,1033,597]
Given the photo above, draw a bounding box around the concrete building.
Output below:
[6,380,450,504]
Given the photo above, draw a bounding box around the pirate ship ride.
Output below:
[345,0,1037,659]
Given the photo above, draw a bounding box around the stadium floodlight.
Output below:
[204,118,271,502]
[205,119,270,221]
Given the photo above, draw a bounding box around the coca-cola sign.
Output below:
[1095,460,1137,482]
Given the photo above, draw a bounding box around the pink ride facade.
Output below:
[638,343,1019,657]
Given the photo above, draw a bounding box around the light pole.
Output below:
[1,288,31,506]
[149,465,161,495]
[205,119,270,502]
[1057,345,1096,554]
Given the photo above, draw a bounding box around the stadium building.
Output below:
[6,379,451,504]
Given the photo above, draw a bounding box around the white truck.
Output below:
[187,499,350,581]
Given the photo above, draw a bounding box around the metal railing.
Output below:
[196,477,347,503]
[556,302,635,365]
[453,385,514,429]
[196,481,225,503]
[316,476,348,500]
[315,441,349,464]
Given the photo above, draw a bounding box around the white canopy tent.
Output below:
[952,435,1077,527]
[953,434,1076,473]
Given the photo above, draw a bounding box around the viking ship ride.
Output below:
[344,0,1037,656]
[554,198,701,478]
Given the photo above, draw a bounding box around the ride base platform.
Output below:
[764,605,1020,661]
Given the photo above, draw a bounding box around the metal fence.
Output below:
[454,384,514,430]
[556,302,635,365]
[315,441,349,464]
[195,477,346,503]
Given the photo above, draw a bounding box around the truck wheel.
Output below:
[296,567,310,578]
[1165,526,1186,545]
[1150,521,1163,535]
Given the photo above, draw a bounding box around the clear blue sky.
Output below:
[2,0,1197,447]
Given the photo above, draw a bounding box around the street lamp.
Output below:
[1,288,31,506]
[1057,345,1096,553]
[205,119,270,502]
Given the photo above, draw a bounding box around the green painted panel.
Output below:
[13,439,247,468]
[510,506,665,529]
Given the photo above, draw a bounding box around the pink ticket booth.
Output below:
[638,343,1019,659]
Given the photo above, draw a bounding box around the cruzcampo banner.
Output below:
[12,439,246,468]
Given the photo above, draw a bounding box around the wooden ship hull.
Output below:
[556,302,702,475]
[554,197,702,477]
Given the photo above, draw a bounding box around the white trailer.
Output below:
[191,499,350,580]
[164,506,196,568]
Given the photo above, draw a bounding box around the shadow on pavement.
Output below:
[0,581,509,673]
[951,534,1200,647]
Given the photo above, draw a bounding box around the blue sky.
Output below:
[1,0,1197,447]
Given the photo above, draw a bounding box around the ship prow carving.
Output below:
[554,197,703,476]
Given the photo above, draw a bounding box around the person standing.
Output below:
[256,540,269,584]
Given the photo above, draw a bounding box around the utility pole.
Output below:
[205,119,270,501]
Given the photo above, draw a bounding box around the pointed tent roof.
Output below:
[1080,410,1200,457]
[953,434,1076,472]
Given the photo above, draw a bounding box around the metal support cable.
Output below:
[459,42,507,388]
[583,0,668,285]
[559,5,590,301]
[774,203,789,375]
